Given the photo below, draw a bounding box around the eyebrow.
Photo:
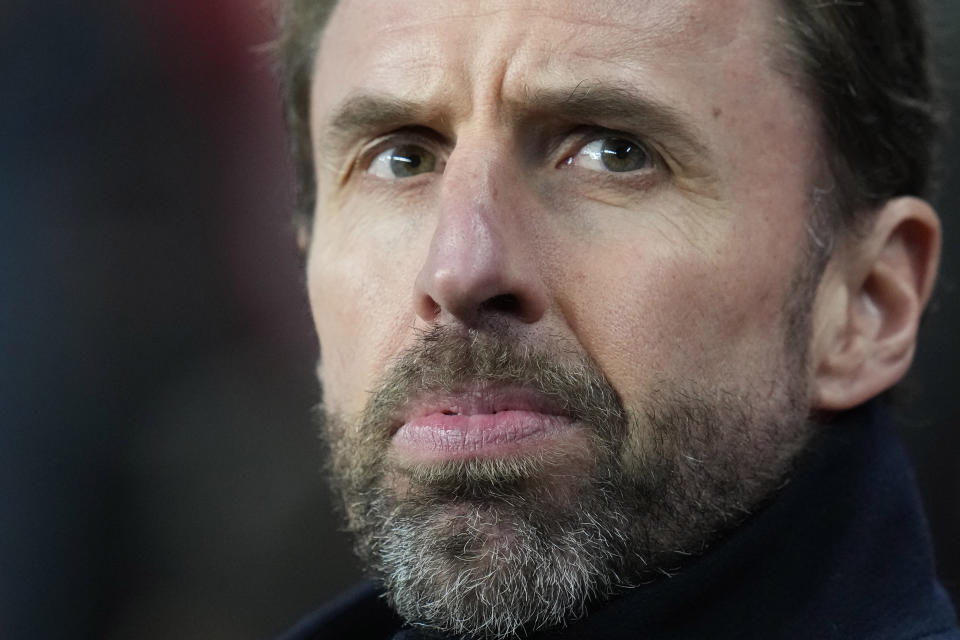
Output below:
[522,83,712,162]
[320,94,428,165]
[319,82,712,168]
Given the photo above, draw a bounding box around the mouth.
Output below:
[390,384,578,463]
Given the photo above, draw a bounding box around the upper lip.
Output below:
[393,384,567,430]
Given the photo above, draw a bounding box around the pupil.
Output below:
[601,138,646,172]
[390,145,435,177]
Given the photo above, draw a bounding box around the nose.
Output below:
[413,141,548,328]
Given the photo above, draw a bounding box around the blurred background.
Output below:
[0,2,956,639]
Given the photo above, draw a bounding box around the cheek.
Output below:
[307,222,421,415]
[554,221,802,405]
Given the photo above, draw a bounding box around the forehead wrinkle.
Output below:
[359,2,642,42]
[315,0,756,121]
[314,0,789,189]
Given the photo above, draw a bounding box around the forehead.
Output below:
[311,0,780,120]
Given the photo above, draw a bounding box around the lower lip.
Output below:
[391,411,575,462]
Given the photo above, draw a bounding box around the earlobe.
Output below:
[811,197,940,411]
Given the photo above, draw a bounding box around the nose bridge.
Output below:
[438,137,510,262]
[413,132,548,326]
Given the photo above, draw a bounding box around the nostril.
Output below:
[417,294,442,321]
[481,294,521,315]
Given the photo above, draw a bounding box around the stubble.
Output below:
[320,323,814,639]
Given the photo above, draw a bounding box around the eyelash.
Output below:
[355,128,663,180]
[354,130,445,177]
[559,129,660,171]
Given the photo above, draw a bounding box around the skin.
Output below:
[305,0,940,489]
[302,0,942,634]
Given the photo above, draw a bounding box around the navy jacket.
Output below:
[279,403,960,639]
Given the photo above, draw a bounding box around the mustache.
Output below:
[359,326,628,441]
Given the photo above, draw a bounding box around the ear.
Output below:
[810,197,940,411]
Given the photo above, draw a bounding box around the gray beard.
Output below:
[321,327,814,640]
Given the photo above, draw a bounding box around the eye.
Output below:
[566,137,652,173]
[368,144,438,179]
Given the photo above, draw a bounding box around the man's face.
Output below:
[307,0,825,636]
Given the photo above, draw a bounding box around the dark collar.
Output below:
[528,401,959,639]
[279,402,959,640]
